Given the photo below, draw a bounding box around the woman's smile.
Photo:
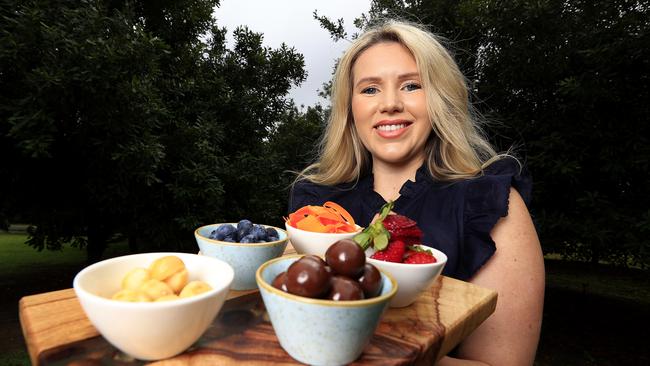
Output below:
[374,119,413,138]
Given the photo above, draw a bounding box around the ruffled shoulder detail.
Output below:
[459,157,533,280]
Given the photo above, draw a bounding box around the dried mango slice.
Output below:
[324,201,356,227]
[286,202,358,233]
[295,214,328,232]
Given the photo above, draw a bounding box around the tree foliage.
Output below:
[0,0,306,261]
[323,0,650,267]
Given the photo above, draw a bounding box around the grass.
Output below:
[538,260,649,366]
[544,258,650,305]
[0,233,86,275]
[1,232,648,365]
[0,233,130,365]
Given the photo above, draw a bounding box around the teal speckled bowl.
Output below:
[256,255,397,366]
[195,223,288,290]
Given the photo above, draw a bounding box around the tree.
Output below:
[0,0,306,262]
[262,104,329,224]
[320,0,650,267]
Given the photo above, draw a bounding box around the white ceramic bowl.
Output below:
[367,245,447,308]
[257,255,397,366]
[284,222,362,256]
[73,252,234,361]
[195,223,288,290]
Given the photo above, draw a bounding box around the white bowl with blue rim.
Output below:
[195,223,288,290]
[256,254,397,365]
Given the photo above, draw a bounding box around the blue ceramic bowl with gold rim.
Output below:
[195,223,288,290]
[256,254,397,366]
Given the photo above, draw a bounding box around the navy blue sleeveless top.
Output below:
[288,157,532,281]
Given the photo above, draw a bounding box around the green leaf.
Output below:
[374,232,389,251]
[379,201,394,220]
[353,232,371,250]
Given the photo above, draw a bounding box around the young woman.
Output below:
[289,20,545,365]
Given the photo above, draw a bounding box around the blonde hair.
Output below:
[298,20,501,185]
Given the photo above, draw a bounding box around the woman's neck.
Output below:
[372,157,424,202]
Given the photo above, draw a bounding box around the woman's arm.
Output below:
[437,188,545,366]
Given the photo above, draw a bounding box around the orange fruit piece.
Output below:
[286,202,357,233]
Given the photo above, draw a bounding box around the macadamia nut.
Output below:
[179,281,212,298]
[112,289,151,302]
[149,256,186,281]
[110,255,211,302]
[155,294,180,302]
[164,268,188,293]
[121,267,151,291]
[140,279,175,300]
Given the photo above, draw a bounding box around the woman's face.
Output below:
[351,42,431,168]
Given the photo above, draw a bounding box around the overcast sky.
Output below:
[213,0,372,107]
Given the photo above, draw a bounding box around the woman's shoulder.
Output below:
[464,156,532,211]
[450,156,533,279]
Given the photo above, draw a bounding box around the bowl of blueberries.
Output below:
[195,220,288,290]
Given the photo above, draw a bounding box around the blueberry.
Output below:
[212,224,236,240]
[240,234,257,243]
[237,219,253,230]
[251,225,267,241]
[222,236,236,243]
[237,219,253,240]
[265,227,279,241]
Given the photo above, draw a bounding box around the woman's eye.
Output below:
[361,87,378,95]
[403,83,422,92]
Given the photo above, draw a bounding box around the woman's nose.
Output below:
[379,89,404,113]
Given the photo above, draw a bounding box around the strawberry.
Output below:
[370,240,406,263]
[403,251,437,264]
[383,214,423,246]
[382,214,417,230]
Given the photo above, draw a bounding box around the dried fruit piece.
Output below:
[149,256,186,281]
[155,294,180,302]
[140,279,175,300]
[121,267,151,291]
[179,281,213,298]
[286,202,357,233]
[164,268,188,293]
[112,289,151,302]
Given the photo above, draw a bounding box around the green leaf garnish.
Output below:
[353,201,394,250]
[374,232,389,251]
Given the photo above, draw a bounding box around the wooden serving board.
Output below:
[19,254,497,365]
